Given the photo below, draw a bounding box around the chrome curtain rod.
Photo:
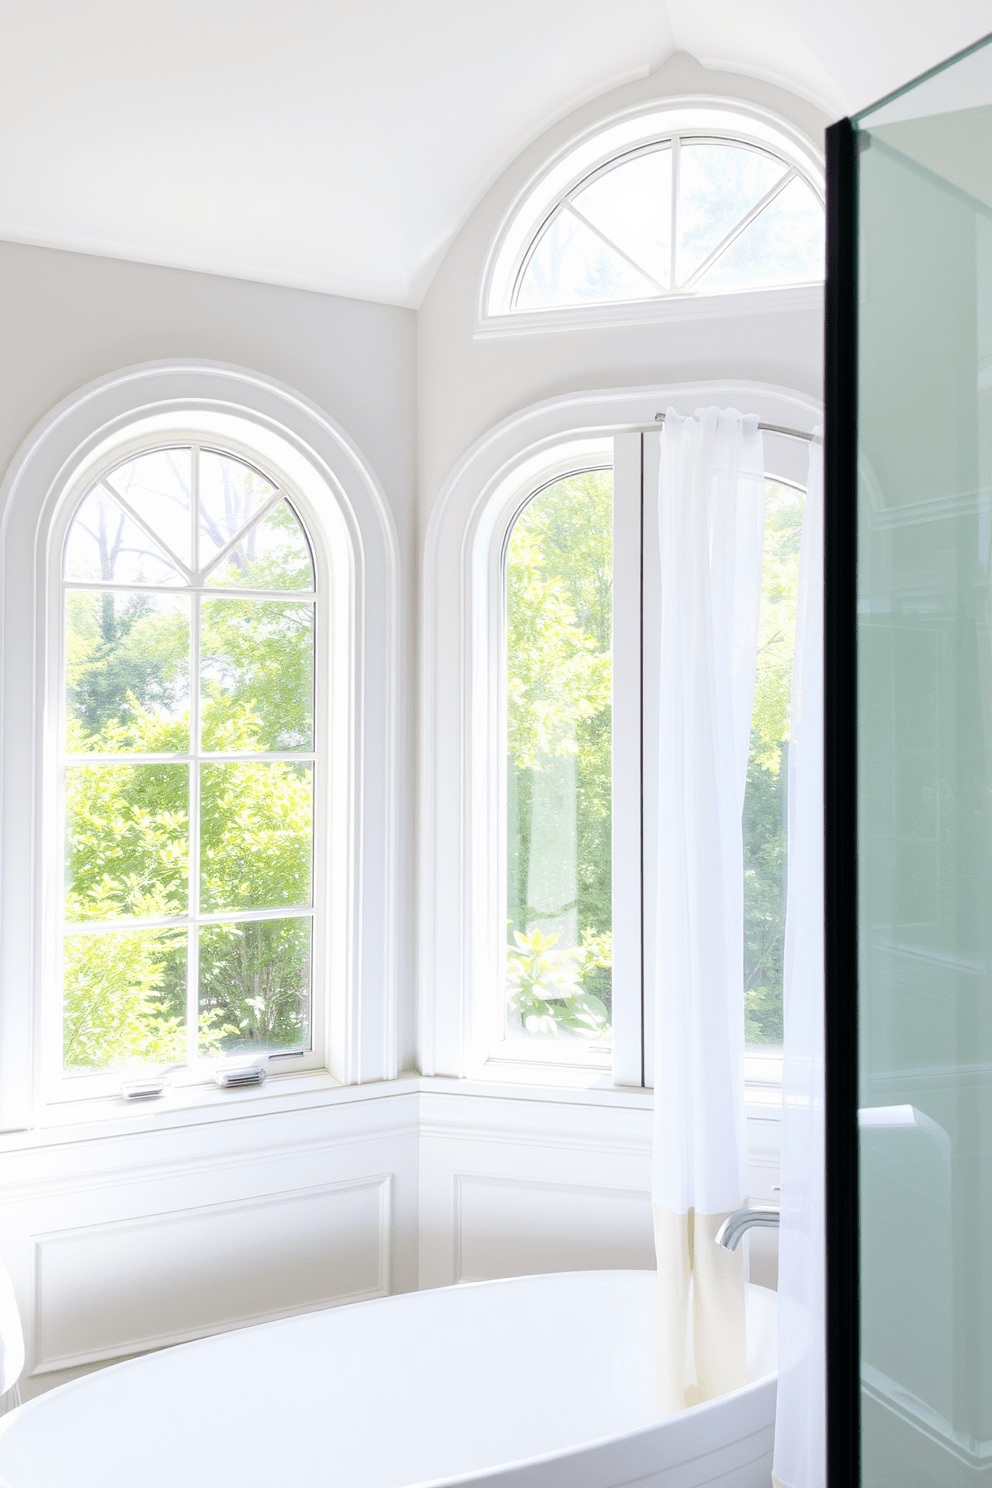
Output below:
[638,413,819,444]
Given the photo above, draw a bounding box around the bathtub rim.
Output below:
[0,1270,778,1488]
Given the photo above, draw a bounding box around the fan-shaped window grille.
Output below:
[511,135,823,311]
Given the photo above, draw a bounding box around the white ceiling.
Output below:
[1,0,990,307]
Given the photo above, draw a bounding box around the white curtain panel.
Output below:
[772,435,825,1488]
[653,407,765,1413]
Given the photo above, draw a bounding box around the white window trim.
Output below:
[478,96,826,335]
[0,360,401,1133]
[418,381,821,1095]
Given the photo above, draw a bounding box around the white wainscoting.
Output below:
[418,1086,657,1290]
[0,1078,780,1400]
[0,1082,420,1399]
[453,1175,655,1283]
[33,1176,391,1373]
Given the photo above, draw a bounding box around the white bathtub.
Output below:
[0,1270,777,1488]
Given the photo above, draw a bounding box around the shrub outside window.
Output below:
[60,444,319,1084]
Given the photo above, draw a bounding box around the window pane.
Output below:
[65,592,190,752]
[198,917,311,1056]
[65,763,189,922]
[105,449,193,569]
[200,598,314,752]
[694,176,824,292]
[63,926,187,1072]
[64,487,184,586]
[570,148,671,288]
[676,142,789,284]
[200,762,313,914]
[504,470,612,1045]
[204,500,314,590]
[198,451,278,568]
[742,481,805,1045]
[516,209,658,309]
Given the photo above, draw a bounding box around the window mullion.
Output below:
[611,433,647,1088]
[670,135,680,289]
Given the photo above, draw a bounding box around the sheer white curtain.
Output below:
[772,435,825,1488]
[653,407,765,1412]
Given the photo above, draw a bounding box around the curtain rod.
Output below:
[636,413,819,444]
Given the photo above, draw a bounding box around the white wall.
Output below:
[417,50,828,515]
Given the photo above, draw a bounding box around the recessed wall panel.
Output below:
[33,1176,390,1373]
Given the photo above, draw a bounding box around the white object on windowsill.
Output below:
[119,1077,169,1102]
[213,1065,266,1089]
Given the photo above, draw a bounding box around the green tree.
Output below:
[743,483,804,1044]
[505,470,613,1037]
[63,522,315,1069]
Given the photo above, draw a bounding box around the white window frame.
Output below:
[419,382,821,1091]
[478,97,825,337]
[51,434,328,1104]
[0,361,400,1132]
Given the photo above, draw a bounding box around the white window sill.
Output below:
[1,1055,780,1154]
[0,1071,420,1153]
[475,283,824,338]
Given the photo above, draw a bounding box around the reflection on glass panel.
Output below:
[855,43,992,1480]
[676,143,788,283]
[504,470,612,1046]
[516,210,658,308]
[63,926,187,1071]
[198,917,311,1056]
[105,448,193,568]
[205,500,314,590]
[198,450,277,568]
[65,591,190,752]
[570,148,671,289]
[64,487,183,586]
[695,176,824,292]
[65,763,189,922]
[742,482,804,1046]
[200,762,313,914]
[200,598,314,752]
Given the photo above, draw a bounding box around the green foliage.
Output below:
[65,591,190,750]
[199,919,310,1053]
[62,569,314,1072]
[750,485,803,774]
[506,929,612,1041]
[504,471,613,1039]
[63,928,234,1070]
[742,483,804,1045]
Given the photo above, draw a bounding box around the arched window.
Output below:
[60,444,320,1084]
[0,361,400,1129]
[483,103,824,325]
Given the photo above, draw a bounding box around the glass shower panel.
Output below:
[855,35,992,1484]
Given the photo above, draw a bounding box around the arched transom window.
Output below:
[484,106,825,322]
[517,136,823,310]
[60,445,318,1080]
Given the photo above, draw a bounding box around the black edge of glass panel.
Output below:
[824,115,860,1488]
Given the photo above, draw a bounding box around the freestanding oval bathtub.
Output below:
[0,1270,777,1488]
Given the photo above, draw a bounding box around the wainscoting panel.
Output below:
[418,1086,657,1289]
[32,1176,391,1373]
[454,1174,654,1282]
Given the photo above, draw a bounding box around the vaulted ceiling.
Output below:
[1,0,989,306]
